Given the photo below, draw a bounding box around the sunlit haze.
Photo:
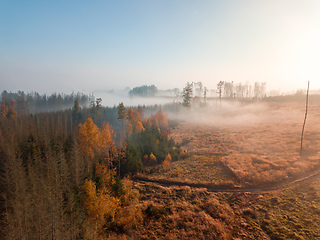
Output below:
[1,0,320,94]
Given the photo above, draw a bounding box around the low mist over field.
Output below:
[2,1,320,239]
[93,89,181,107]
[167,100,304,128]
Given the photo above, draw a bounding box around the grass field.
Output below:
[124,99,320,239]
[131,177,320,239]
[140,101,320,187]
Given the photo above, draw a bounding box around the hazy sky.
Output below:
[1,0,320,94]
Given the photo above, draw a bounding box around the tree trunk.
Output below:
[300,81,310,152]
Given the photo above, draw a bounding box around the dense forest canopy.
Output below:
[0,92,182,239]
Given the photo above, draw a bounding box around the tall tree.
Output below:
[117,102,126,132]
[217,81,225,100]
[72,98,82,125]
[182,82,193,108]
[203,87,208,103]
[77,118,100,159]
[0,97,7,118]
[127,107,135,125]
[6,100,16,119]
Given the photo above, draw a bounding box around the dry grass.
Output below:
[121,178,320,239]
[140,154,236,185]
[117,101,320,239]
[164,101,320,186]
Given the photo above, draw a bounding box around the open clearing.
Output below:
[132,99,320,239]
[139,100,320,188]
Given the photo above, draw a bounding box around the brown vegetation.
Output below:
[166,102,320,186]
[132,177,320,239]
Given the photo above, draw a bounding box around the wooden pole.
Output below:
[300,81,310,152]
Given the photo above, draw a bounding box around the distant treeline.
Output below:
[128,85,158,97]
[217,81,267,99]
[0,90,91,114]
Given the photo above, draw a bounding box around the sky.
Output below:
[1,0,320,95]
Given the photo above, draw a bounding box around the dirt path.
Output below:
[134,167,320,193]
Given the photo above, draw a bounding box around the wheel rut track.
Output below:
[133,167,320,193]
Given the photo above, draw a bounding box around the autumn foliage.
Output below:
[0,96,181,239]
[162,153,172,169]
[77,118,115,161]
[77,118,100,159]
[82,164,142,238]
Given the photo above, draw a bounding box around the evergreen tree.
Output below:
[72,98,82,124]
[182,82,193,108]
[117,102,126,132]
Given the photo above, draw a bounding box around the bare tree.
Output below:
[301,81,310,152]
[217,81,225,100]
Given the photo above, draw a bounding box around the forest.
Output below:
[1,87,320,239]
[0,92,181,239]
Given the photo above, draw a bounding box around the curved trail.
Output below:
[134,168,320,193]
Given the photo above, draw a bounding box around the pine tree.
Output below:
[117,102,126,132]
[72,98,82,124]
[182,82,193,108]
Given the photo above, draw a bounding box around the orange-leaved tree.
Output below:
[154,109,169,130]
[142,117,152,129]
[135,121,145,133]
[78,119,116,162]
[149,152,157,165]
[7,100,17,119]
[98,122,116,164]
[115,177,143,231]
[82,178,119,238]
[127,107,135,125]
[77,118,99,159]
[162,153,172,169]
[82,164,142,237]
[0,97,8,118]
[125,122,133,136]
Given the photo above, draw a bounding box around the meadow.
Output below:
[129,98,320,239]
[140,99,320,187]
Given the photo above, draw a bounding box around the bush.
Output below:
[144,204,167,219]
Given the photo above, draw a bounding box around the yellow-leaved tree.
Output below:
[82,178,119,239]
[77,119,116,164]
[82,164,143,238]
[77,118,99,159]
[149,153,157,165]
[98,122,116,166]
[162,153,172,169]
[115,177,143,231]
